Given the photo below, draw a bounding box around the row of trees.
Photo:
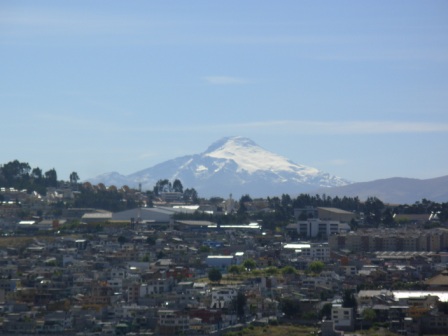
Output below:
[207,260,324,284]
[74,186,139,212]
[0,160,80,195]
[153,179,184,195]
[151,179,199,203]
[176,192,448,229]
[232,193,387,228]
[0,160,201,213]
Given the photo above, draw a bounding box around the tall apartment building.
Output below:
[329,228,448,252]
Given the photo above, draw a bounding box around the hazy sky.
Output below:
[2,1,448,183]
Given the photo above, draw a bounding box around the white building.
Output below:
[283,242,330,261]
[332,304,354,331]
[210,288,238,309]
[140,277,174,296]
[296,219,351,238]
[206,255,235,269]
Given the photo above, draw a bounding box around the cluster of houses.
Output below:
[0,188,448,335]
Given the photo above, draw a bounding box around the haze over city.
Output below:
[2,1,448,184]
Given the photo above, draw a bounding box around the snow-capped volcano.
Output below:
[88,136,350,197]
[205,136,320,176]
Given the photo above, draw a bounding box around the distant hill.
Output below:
[87,136,448,203]
[315,175,448,204]
[88,136,350,198]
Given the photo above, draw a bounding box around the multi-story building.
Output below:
[329,228,448,252]
[140,277,174,296]
[210,288,238,309]
[283,242,330,261]
[157,309,189,336]
[295,219,351,239]
[331,304,355,331]
[83,281,114,306]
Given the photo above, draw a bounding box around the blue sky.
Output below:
[2,1,448,184]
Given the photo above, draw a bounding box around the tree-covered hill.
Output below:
[0,160,59,195]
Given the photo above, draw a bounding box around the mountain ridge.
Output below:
[313,175,448,204]
[88,136,350,197]
[87,136,448,203]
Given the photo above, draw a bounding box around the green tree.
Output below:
[382,208,395,226]
[240,194,253,203]
[281,266,297,276]
[237,201,248,216]
[69,171,80,185]
[153,179,171,195]
[208,268,222,283]
[198,245,211,253]
[44,168,58,187]
[31,167,43,180]
[320,303,332,320]
[209,197,225,205]
[308,261,325,274]
[184,188,199,204]
[238,194,252,217]
[117,235,127,245]
[281,193,292,208]
[265,267,279,276]
[1,160,31,180]
[172,179,183,193]
[228,265,243,276]
[281,298,301,318]
[364,197,384,226]
[243,259,256,271]
[362,308,376,322]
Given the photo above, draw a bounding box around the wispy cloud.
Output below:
[222,120,448,134]
[33,112,448,135]
[203,76,250,85]
[3,7,446,63]
[145,120,448,135]
[0,7,162,38]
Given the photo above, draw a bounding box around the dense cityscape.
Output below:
[0,161,448,335]
[4,1,448,335]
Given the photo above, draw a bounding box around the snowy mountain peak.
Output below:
[204,136,258,153]
[204,136,317,175]
[88,136,350,197]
